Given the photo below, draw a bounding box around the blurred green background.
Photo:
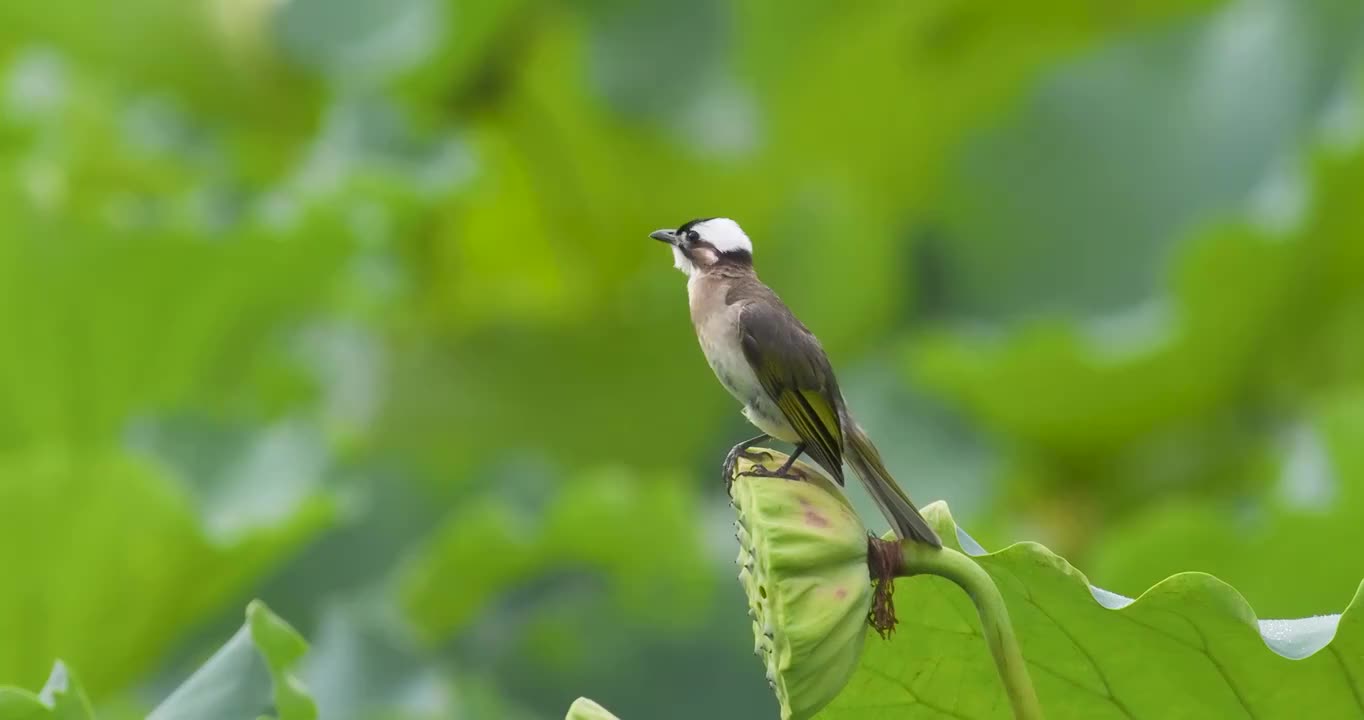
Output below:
[2,0,1364,717]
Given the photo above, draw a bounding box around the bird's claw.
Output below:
[740,463,799,481]
[723,447,773,493]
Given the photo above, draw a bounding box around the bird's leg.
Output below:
[723,434,773,490]
[744,444,805,480]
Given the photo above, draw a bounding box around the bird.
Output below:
[649,217,941,547]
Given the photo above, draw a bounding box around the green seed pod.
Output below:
[565,697,621,720]
[730,452,873,720]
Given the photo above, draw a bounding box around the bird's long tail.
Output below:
[845,423,942,548]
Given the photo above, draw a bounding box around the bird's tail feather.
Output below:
[845,424,942,548]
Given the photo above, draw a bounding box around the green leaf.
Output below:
[150,600,317,720]
[565,697,622,720]
[0,662,94,720]
[819,503,1364,719]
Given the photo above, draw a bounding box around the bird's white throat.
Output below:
[672,245,695,276]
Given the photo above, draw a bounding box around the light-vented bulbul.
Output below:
[650,217,940,546]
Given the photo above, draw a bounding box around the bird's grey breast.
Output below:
[689,275,764,406]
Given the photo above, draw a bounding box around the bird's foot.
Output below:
[723,447,772,493]
[739,446,804,482]
[740,463,800,481]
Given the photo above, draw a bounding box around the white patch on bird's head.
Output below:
[654,217,754,277]
[687,217,752,255]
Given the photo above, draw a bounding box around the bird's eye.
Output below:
[686,230,700,243]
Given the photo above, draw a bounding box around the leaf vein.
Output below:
[1328,645,1364,715]
[1011,584,1137,720]
[859,665,977,720]
[1185,621,1257,720]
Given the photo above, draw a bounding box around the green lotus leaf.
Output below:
[820,502,1363,719]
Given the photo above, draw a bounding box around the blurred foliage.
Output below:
[1090,391,1364,618]
[0,449,329,696]
[912,0,1364,611]
[0,662,94,720]
[399,467,709,639]
[0,0,1362,717]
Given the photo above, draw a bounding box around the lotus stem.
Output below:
[895,539,1043,720]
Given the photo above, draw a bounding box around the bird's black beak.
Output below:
[650,229,678,245]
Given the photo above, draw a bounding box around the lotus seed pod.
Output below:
[730,451,873,720]
[565,697,621,720]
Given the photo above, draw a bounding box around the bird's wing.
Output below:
[737,300,845,483]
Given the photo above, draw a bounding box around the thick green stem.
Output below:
[899,540,1044,720]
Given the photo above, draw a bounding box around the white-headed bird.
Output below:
[650,218,940,546]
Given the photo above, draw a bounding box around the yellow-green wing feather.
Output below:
[773,388,843,477]
[739,302,846,483]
